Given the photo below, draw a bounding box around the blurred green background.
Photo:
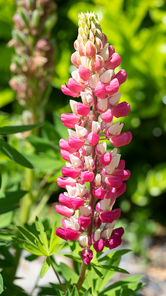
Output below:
[0,0,166,254]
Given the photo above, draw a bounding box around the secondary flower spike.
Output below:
[55,12,132,265]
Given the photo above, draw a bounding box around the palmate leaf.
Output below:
[0,124,40,135]
[0,139,33,168]
[13,237,44,256]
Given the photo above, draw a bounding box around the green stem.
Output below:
[49,257,66,294]
[76,262,87,291]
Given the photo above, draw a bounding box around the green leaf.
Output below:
[97,249,131,263]
[27,135,59,152]
[99,281,145,296]
[57,291,65,296]
[93,263,129,274]
[0,187,27,215]
[83,288,92,296]
[71,286,79,296]
[0,274,4,294]
[40,257,50,278]
[92,266,104,279]
[17,225,39,246]
[53,112,68,140]
[0,190,27,207]
[23,153,63,171]
[0,124,40,135]
[49,241,64,256]
[59,262,78,285]
[35,217,49,253]
[57,290,65,296]
[13,237,44,256]
[0,89,15,108]
[63,253,82,263]
[94,257,121,293]
[49,220,58,252]
[0,139,33,168]
[65,290,71,296]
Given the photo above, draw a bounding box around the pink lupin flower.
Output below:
[56,12,132,265]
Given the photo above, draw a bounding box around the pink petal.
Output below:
[70,197,84,210]
[56,227,67,240]
[93,187,105,199]
[67,78,84,93]
[55,205,74,218]
[99,152,112,166]
[78,65,91,81]
[105,53,121,69]
[116,183,126,197]
[101,109,113,123]
[94,81,106,99]
[57,177,76,189]
[105,78,119,95]
[65,228,79,241]
[88,131,100,146]
[93,239,104,253]
[99,211,114,223]
[62,167,80,179]
[78,216,91,228]
[81,171,94,184]
[105,176,123,188]
[68,135,84,150]
[61,85,79,97]
[112,102,130,118]
[114,69,127,85]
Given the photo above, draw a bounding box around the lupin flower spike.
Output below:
[9,0,57,123]
[56,12,132,266]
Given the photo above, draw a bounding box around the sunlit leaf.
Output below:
[35,217,49,253]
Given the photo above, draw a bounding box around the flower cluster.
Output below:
[55,12,132,265]
[9,0,56,123]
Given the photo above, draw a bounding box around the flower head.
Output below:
[56,12,131,265]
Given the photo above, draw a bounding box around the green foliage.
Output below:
[0,274,3,294]
[14,218,65,278]
[0,190,27,215]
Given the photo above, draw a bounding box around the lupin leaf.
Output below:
[40,257,50,279]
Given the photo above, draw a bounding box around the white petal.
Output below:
[89,74,99,88]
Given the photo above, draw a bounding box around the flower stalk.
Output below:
[9,0,57,124]
[55,12,132,290]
